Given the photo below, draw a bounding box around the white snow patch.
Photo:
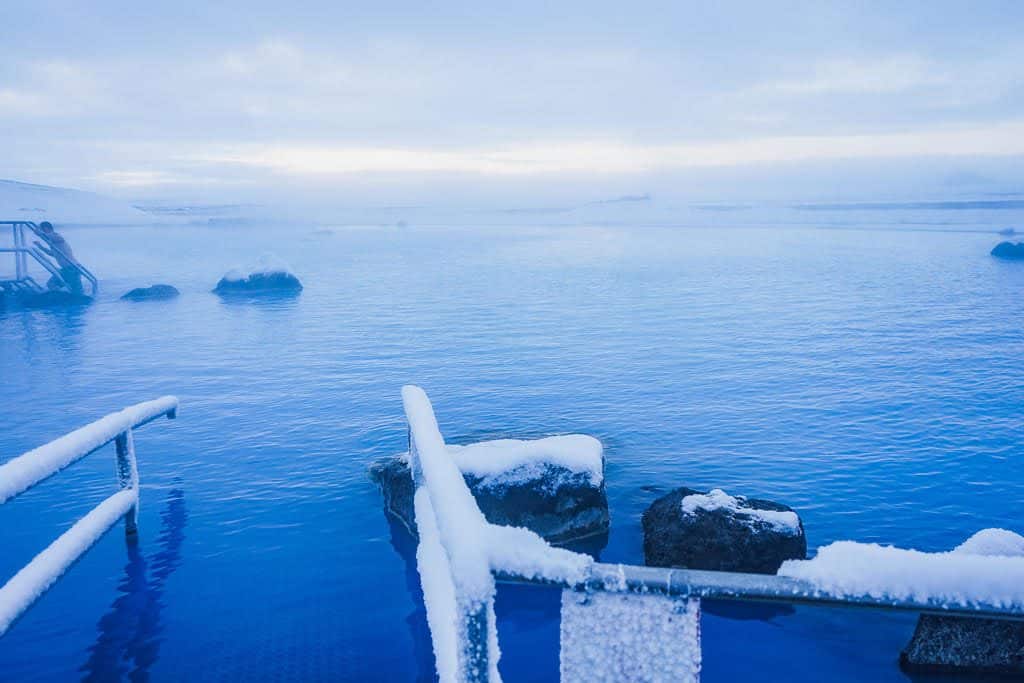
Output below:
[681,488,801,535]
[445,435,604,486]
[779,531,1024,609]
[0,396,178,504]
[0,488,137,635]
[560,590,700,682]
[488,524,593,585]
[953,528,1024,557]
[221,253,295,282]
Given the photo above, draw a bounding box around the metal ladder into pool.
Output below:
[0,220,99,297]
[401,385,1024,682]
[0,398,178,636]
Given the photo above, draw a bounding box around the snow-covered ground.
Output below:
[0,179,160,225]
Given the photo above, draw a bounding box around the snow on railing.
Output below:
[403,386,591,683]
[402,386,1024,683]
[0,397,178,636]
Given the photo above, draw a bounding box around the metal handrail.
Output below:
[402,386,1024,683]
[502,561,1024,622]
[0,397,178,636]
[0,221,98,296]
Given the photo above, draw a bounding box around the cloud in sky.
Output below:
[2,0,1024,201]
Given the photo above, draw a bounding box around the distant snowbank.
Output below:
[445,435,604,486]
[0,179,162,225]
[779,529,1024,608]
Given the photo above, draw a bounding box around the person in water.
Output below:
[34,221,84,295]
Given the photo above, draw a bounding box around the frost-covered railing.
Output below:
[403,386,1024,682]
[0,397,178,636]
[0,220,98,296]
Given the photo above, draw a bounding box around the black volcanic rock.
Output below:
[214,271,302,295]
[16,290,92,308]
[642,487,806,574]
[121,284,180,301]
[991,241,1024,260]
[369,454,609,545]
[901,615,1024,676]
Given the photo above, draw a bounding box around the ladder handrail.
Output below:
[0,221,99,296]
[0,397,179,636]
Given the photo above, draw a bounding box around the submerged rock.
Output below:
[991,241,1024,260]
[642,487,806,574]
[16,290,92,309]
[900,528,1024,676]
[900,615,1024,676]
[369,436,610,545]
[121,284,180,301]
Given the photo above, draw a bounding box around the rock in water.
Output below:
[369,435,610,544]
[991,241,1024,260]
[16,290,92,308]
[642,487,806,573]
[214,256,302,295]
[900,615,1024,676]
[900,528,1024,676]
[121,284,180,301]
[214,271,303,295]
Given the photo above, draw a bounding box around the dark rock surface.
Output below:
[369,454,609,545]
[121,284,180,301]
[642,487,806,574]
[900,614,1024,676]
[213,272,303,295]
[16,290,92,308]
[991,241,1024,260]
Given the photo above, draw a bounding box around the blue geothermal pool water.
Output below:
[1,213,1023,681]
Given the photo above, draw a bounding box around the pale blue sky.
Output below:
[3,1,1023,203]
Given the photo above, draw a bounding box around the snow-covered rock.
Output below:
[370,436,609,544]
[991,241,1024,260]
[642,487,806,574]
[213,255,302,295]
[121,284,179,301]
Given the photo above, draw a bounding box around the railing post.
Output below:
[114,429,139,536]
[13,224,25,281]
[460,601,491,682]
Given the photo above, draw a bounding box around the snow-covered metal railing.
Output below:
[0,221,98,296]
[0,396,178,636]
[403,386,1024,682]
[403,386,593,682]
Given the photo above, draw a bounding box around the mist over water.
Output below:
[1,213,1023,681]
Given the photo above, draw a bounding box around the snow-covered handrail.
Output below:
[503,560,1024,621]
[0,397,179,637]
[402,386,1024,683]
[0,396,178,504]
[0,221,99,297]
[402,386,590,683]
